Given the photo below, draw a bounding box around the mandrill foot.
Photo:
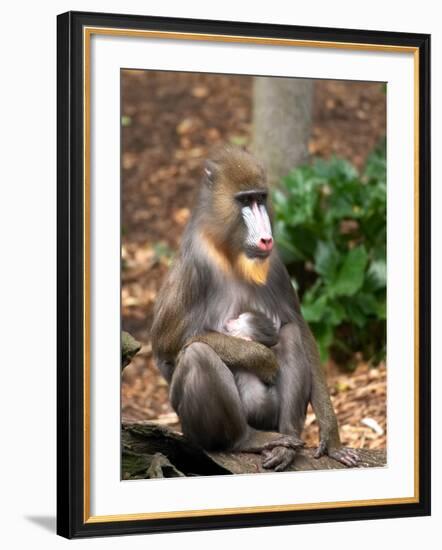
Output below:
[314,440,360,467]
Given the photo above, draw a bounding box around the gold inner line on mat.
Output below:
[82,26,421,523]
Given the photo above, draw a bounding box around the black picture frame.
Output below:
[57,10,431,539]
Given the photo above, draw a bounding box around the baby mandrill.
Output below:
[224,310,278,347]
[182,310,279,385]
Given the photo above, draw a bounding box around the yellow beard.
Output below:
[200,231,270,286]
[234,253,270,286]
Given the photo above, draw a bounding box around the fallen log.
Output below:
[122,422,386,479]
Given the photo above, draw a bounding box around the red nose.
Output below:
[258,236,273,251]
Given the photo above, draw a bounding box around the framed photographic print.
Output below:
[57,10,431,539]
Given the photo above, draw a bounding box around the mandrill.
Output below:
[151,145,358,471]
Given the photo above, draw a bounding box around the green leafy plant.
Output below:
[273,141,386,365]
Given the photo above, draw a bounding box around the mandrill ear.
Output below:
[203,159,218,186]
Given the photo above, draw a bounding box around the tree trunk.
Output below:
[253,77,313,185]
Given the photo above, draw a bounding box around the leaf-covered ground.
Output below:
[121,70,386,450]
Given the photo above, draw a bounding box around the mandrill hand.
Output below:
[262,446,296,472]
[261,434,304,472]
[314,440,360,467]
[242,433,303,471]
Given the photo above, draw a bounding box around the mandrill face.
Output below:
[235,189,273,259]
[200,146,274,264]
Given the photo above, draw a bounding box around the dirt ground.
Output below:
[121,70,386,450]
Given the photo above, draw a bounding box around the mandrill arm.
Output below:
[182,332,279,385]
[311,383,359,467]
[301,323,360,467]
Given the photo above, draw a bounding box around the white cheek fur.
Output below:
[241,204,272,246]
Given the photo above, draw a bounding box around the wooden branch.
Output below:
[122,422,386,479]
[121,331,142,370]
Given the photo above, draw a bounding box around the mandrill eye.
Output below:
[235,190,267,207]
[255,192,267,205]
[235,194,252,207]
